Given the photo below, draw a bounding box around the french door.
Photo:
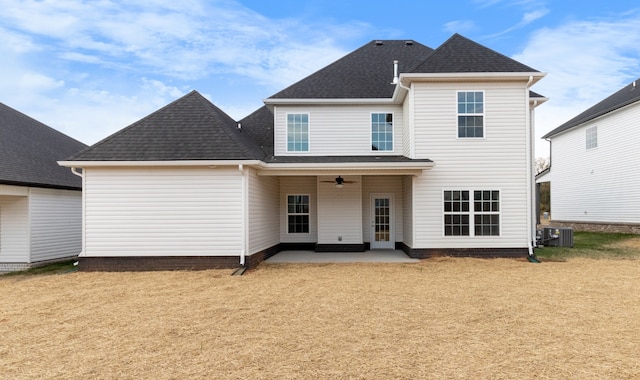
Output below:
[370,194,394,249]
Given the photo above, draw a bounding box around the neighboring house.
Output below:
[0,103,87,272]
[538,78,640,233]
[60,34,546,271]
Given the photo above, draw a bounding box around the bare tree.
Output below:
[535,157,550,175]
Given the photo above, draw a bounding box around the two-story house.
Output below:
[537,78,640,233]
[60,34,546,271]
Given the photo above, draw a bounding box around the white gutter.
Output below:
[238,164,247,266]
[263,98,396,105]
[58,160,262,168]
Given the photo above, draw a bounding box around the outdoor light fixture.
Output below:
[335,176,344,188]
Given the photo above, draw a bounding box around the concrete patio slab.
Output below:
[264,250,419,264]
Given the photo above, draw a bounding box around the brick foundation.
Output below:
[401,243,527,259]
[548,221,640,235]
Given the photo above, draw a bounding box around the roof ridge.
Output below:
[543,78,640,138]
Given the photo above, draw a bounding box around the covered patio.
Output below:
[264,249,419,263]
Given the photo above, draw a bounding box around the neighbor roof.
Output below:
[68,91,265,161]
[0,103,86,189]
[268,40,434,99]
[543,78,640,139]
[410,34,538,74]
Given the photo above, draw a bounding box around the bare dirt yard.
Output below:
[2,258,640,379]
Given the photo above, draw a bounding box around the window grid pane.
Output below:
[371,113,393,151]
[586,126,597,150]
[287,114,309,152]
[473,190,500,236]
[443,190,470,236]
[457,91,484,138]
[287,195,310,233]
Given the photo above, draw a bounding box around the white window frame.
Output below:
[287,194,310,234]
[370,112,394,152]
[286,113,310,153]
[586,126,597,150]
[456,90,485,139]
[442,189,501,237]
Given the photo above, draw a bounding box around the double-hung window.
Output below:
[371,113,393,151]
[457,91,484,138]
[586,126,597,150]
[287,195,309,233]
[287,113,309,152]
[444,190,500,236]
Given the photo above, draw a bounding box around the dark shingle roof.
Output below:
[0,103,86,189]
[543,78,640,138]
[268,40,434,99]
[239,106,274,156]
[69,91,265,161]
[411,34,538,73]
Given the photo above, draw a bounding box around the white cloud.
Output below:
[444,20,476,34]
[514,12,640,157]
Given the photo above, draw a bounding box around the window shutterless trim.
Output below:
[442,188,501,237]
[286,194,310,234]
[285,112,310,153]
[370,112,395,153]
[456,90,485,139]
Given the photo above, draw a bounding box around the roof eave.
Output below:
[262,98,397,106]
[58,160,263,168]
[400,72,546,85]
[256,161,434,176]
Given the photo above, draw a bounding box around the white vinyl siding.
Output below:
[411,81,530,248]
[0,196,29,263]
[280,177,317,243]
[362,176,403,243]
[402,176,414,247]
[274,105,403,156]
[247,169,279,254]
[83,167,243,257]
[549,102,640,223]
[317,175,362,244]
[29,188,82,262]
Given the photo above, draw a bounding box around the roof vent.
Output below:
[405,40,414,46]
[375,40,383,46]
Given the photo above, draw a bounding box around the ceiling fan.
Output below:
[320,176,358,188]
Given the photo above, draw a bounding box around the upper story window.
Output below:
[371,113,393,151]
[287,113,309,152]
[457,91,484,138]
[586,126,597,150]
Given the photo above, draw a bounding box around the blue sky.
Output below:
[1,0,639,158]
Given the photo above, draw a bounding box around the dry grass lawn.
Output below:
[2,258,640,379]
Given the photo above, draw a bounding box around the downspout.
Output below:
[70,167,86,257]
[524,76,537,259]
[238,164,247,266]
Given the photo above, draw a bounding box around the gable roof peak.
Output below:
[68,90,265,161]
[411,33,538,74]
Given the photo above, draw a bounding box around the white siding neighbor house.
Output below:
[60,34,546,271]
[0,103,86,272]
[538,78,640,233]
